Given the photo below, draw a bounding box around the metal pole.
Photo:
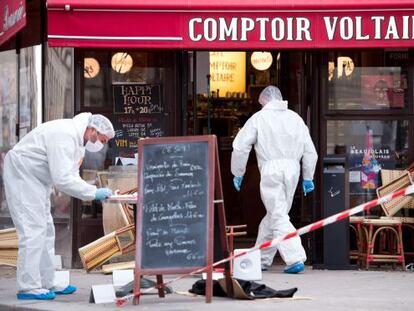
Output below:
[206,74,211,134]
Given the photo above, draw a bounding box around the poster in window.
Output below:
[361,74,406,109]
[348,127,393,194]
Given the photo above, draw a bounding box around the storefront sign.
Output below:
[0,0,26,46]
[47,3,414,49]
[188,15,414,44]
[209,52,246,95]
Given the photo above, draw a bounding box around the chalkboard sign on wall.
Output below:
[113,83,162,115]
[111,83,165,159]
[112,115,165,158]
[136,136,215,272]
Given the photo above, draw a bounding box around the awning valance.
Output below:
[47,0,414,49]
[0,0,26,46]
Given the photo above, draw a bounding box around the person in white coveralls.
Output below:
[231,86,318,273]
[3,113,114,300]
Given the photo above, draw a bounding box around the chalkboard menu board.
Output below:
[113,83,162,115]
[111,83,165,159]
[136,136,215,273]
[112,115,165,158]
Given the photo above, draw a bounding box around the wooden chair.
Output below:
[0,228,18,267]
[376,169,414,217]
[349,216,368,267]
[226,224,247,254]
[359,218,405,270]
[103,178,136,239]
[78,224,135,272]
[350,167,414,270]
[382,216,414,260]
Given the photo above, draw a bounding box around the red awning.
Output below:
[0,0,26,46]
[47,0,414,49]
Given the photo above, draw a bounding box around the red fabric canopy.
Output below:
[47,0,414,49]
[46,0,414,10]
[0,0,26,46]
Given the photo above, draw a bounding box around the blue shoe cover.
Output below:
[284,262,305,274]
[53,285,77,295]
[17,291,56,300]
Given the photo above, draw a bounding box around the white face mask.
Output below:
[85,140,104,153]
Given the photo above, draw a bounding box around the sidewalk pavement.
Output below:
[1,265,414,311]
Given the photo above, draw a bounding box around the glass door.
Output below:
[187,51,311,253]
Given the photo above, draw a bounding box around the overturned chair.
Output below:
[356,166,414,270]
[78,224,135,272]
[78,175,138,273]
[0,228,18,267]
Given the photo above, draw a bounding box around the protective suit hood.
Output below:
[262,100,288,111]
[73,112,92,146]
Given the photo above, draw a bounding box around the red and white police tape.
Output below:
[115,184,414,306]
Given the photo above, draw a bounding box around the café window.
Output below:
[327,50,409,110]
[78,50,178,219]
[326,119,409,209]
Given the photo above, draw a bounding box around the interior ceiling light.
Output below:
[251,52,273,71]
[111,52,133,74]
[84,57,100,79]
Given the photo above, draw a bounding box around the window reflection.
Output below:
[327,120,409,209]
[328,51,408,110]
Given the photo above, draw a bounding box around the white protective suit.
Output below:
[3,113,97,292]
[231,90,318,267]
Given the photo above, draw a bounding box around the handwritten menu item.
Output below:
[112,115,165,158]
[138,139,212,269]
[113,83,162,115]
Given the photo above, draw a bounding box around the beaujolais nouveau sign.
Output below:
[0,0,26,46]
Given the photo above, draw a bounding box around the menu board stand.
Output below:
[133,135,233,304]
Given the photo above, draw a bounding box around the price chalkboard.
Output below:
[113,83,162,115]
[136,136,215,272]
[132,135,233,304]
[112,115,165,158]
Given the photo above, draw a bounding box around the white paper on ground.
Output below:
[91,284,116,304]
[115,157,137,166]
[53,270,70,288]
[202,272,224,280]
[112,269,134,287]
[233,249,262,281]
[53,255,62,270]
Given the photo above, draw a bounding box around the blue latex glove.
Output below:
[233,176,243,192]
[95,188,112,201]
[302,180,315,196]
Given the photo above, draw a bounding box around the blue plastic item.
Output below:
[302,180,315,195]
[233,176,244,192]
[53,285,77,295]
[284,262,305,274]
[95,188,112,201]
[17,291,56,300]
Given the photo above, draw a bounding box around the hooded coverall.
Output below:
[3,113,97,292]
[231,99,318,267]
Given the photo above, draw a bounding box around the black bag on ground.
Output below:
[237,279,297,299]
[189,279,227,297]
[189,278,297,300]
